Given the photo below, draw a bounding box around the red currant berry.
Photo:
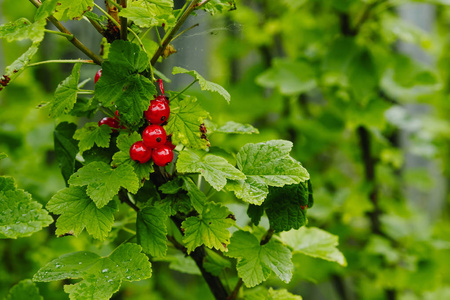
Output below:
[152,145,174,166]
[94,69,102,84]
[98,117,120,130]
[130,141,152,164]
[144,99,170,124]
[114,110,120,119]
[143,125,167,148]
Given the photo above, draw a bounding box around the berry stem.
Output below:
[94,3,121,28]
[99,106,117,119]
[77,90,95,95]
[171,79,198,101]
[43,29,74,40]
[28,0,103,65]
[27,59,95,67]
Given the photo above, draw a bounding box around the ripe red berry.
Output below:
[98,117,120,130]
[114,110,120,119]
[94,69,102,84]
[145,99,170,124]
[130,141,152,164]
[142,125,167,148]
[152,145,173,166]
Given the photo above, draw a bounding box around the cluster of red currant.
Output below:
[95,70,175,167]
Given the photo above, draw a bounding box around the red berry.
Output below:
[114,110,120,119]
[94,69,102,84]
[152,145,173,166]
[144,99,170,124]
[98,117,120,130]
[142,125,167,148]
[130,141,152,164]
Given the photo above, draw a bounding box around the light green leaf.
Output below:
[137,206,168,257]
[95,41,157,125]
[172,67,230,103]
[33,243,151,300]
[203,249,232,276]
[165,95,209,149]
[268,288,303,300]
[73,122,112,154]
[177,149,245,191]
[0,177,53,239]
[5,279,43,300]
[47,187,118,240]
[203,0,236,15]
[0,18,45,42]
[227,140,309,205]
[181,203,235,253]
[34,0,58,21]
[69,161,139,208]
[112,132,153,181]
[53,0,94,21]
[180,176,206,213]
[50,63,81,117]
[280,227,347,266]
[118,0,175,28]
[0,153,7,160]
[227,230,293,288]
[4,43,40,84]
[213,121,259,135]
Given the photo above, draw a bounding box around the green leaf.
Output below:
[346,50,378,99]
[172,67,230,103]
[112,132,153,181]
[53,0,94,21]
[155,193,191,216]
[0,178,53,239]
[227,140,309,205]
[247,204,264,226]
[73,122,112,154]
[280,227,347,266]
[203,249,232,276]
[54,122,79,185]
[256,59,317,96]
[180,176,207,213]
[68,161,139,208]
[245,287,303,300]
[181,203,235,253]
[5,279,43,300]
[268,288,303,300]
[4,43,40,84]
[50,63,81,117]
[264,183,309,232]
[47,187,118,240]
[33,243,151,300]
[95,40,156,125]
[212,121,259,135]
[137,206,168,257]
[0,153,7,160]
[177,149,246,191]
[164,95,209,149]
[227,230,293,288]
[0,18,45,42]
[34,0,58,21]
[118,0,175,28]
[203,0,236,15]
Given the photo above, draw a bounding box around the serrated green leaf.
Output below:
[155,193,191,216]
[137,206,168,257]
[181,203,235,253]
[69,161,139,208]
[172,67,230,103]
[0,18,45,42]
[177,149,245,191]
[213,121,259,135]
[4,43,40,85]
[50,63,81,117]
[5,279,43,300]
[164,95,209,149]
[118,0,175,28]
[245,287,303,300]
[47,187,118,240]
[264,183,309,232]
[227,230,293,288]
[73,122,112,154]
[54,122,79,185]
[268,288,303,300]
[112,132,153,181]
[280,227,347,266]
[227,140,309,205]
[203,0,236,15]
[180,176,206,213]
[53,0,94,21]
[0,178,53,239]
[83,11,108,23]
[95,41,156,125]
[33,243,151,300]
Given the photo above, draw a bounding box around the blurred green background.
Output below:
[1,0,450,299]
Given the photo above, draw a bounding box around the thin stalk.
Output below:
[99,106,116,119]
[78,78,91,89]
[229,278,243,300]
[94,3,121,28]
[171,79,198,101]
[120,0,128,40]
[106,0,122,10]
[83,16,105,35]
[27,59,95,67]
[122,227,136,235]
[77,90,95,95]
[171,23,199,42]
[44,29,74,40]
[155,27,163,46]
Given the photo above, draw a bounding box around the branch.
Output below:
[260,228,274,245]
[28,0,103,65]
[227,278,243,300]
[120,0,128,40]
[150,0,201,65]
[118,189,139,212]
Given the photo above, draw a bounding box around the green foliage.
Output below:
[136,206,168,257]
[73,122,112,154]
[0,18,45,42]
[5,280,43,300]
[49,63,81,117]
[53,0,94,21]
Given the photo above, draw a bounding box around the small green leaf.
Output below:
[227,230,293,288]
[213,121,259,135]
[177,149,246,191]
[50,63,82,117]
[203,249,232,276]
[69,161,139,208]
[4,43,40,84]
[34,0,58,21]
[137,206,168,257]
[33,243,151,300]
[165,95,209,149]
[180,176,206,213]
[0,18,45,42]
[73,122,112,154]
[54,122,79,185]
[280,227,347,266]
[173,67,230,103]
[5,279,43,300]
[53,0,94,21]
[118,0,175,28]
[181,203,235,253]
[47,187,118,240]
[203,0,236,15]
